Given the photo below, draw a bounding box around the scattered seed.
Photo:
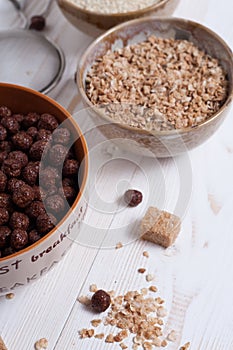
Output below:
[5,293,15,300]
[116,242,123,249]
[34,338,48,350]
[138,268,146,274]
[146,274,154,282]
[149,286,158,293]
[167,330,177,342]
[143,251,149,258]
[90,284,98,293]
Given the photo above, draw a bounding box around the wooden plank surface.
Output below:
[0,0,233,349]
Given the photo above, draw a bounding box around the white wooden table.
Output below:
[0,0,233,349]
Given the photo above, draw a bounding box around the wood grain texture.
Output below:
[0,0,233,349]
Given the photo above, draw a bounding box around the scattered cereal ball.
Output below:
[0,125,7,141]
[45,194,65,214]
[27,126,38,139]
[52,128,71,145]
[49,144,67,166]
[22,112,39,127]
[91,290,111,313]
[25,201,46,220]
[1,117,20,134]
[59,186,76,203]
[62,159,79,177]
[12,131,33,150]
[29,140,49,160]
[0,226,11,248]
[28,229,41,244]
[9,212,30,230]
[22,161,39,185]
[11,229,28,250]
[12,184,35,208]
[39,167,59,189]
[2,158,22,177]
[0,106,11,118]
[36,129,51,142]
[124,189,143,207]
[8,151,28,167]
[38,113,58,131]
[36,213,57,234]
[29,15,46,31]
[7,178,25,193]
[0,208,9,225]
[0,170,7,191]
[0,193,13,211]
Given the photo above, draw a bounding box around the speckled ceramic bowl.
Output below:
[0,83,88,295]
[77,17,233,157]
[57,0,180,37]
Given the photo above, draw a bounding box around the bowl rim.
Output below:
[58,0,173,18]
[0,82,89,262]
[77,16,233,137]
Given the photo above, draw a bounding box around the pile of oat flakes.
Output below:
[86,36,228,131]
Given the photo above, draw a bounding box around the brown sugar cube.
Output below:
[141,207,181,248]
[0,337,8,350]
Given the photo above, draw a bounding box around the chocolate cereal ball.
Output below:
[0,106,11,118]
[0,170,7,191]
[0,125,7,141]
[12,131,33,150]
[52,128,71,145]
[0,208,9,225]
[11,229,28,250]
[49,144,67,166]
[0,151,8,166]
[8,151,28,167]
[1,117,20,134]
[22,161,39,185]
[39,167,59,189]
[46,185,57,197]
[36,213,57,234]
[62,177,75,187]
[2,158,22,177]
[9,212,29,230]
[12,184,35,208]
[0,140,12,153]
[33,185,46,201]
[0,193,12,211]
[45,194,65,214]
[63,159,79,177]
[29,140,48,161]
[28,230,41,244]
[27,127,38,139]
[12,114,24,123]
[59,186,76,204]
[38,113,58,131]
[36,129,51,142]
[0,226,11,248]
[25,201,46,220]
[7,178,25,193]
[22,112,39,128]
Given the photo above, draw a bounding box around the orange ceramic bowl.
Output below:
[0,83,88,295]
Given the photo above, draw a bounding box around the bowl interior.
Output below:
[0,83,88,258]
[79,17,233,135]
